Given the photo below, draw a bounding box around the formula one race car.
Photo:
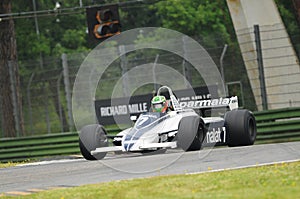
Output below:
[79,86,257,160]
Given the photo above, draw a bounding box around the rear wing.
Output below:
[156,86,239,111]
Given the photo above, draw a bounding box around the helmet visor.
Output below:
[153,103,164,112]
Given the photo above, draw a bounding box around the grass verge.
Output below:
[1,161,299,199]
[0,162,20,169]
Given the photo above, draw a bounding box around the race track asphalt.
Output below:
[1,141,300,195]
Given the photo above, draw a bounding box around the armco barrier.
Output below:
[0,129,120,163]
[0,132,79,162]
[0,107,300,162]
[254,107,300,143]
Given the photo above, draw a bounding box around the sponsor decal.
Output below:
[206,127,226,144]
[100,102,148,116]
[179,97,232,108]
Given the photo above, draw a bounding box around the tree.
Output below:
[0,0,24,137]
[152,0,231,47]
[11,0,91,133]
[12,0,90,60]
[275,0,300,56]
[150,0,258,110]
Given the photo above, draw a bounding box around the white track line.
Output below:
[17,159,83,167]
[186,159,300,175]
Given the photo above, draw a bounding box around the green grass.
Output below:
[0,159,33,168]
[1,161,299,199]
[0,162,20,169]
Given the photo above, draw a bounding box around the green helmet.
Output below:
[151,95,167,112]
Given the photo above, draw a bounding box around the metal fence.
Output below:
[18,52,88,137]
[1,28,300,138]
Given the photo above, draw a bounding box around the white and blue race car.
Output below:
[79,86,256,160]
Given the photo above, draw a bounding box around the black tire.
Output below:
[225,110,257,147]
[177,115,204,151]
[79,124,109,160]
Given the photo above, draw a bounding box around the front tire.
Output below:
[79,124,109,160]
[177,115,204,151]
[225,110,257,147]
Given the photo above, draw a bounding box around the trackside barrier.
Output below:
[0,107,299,162]
[0,129,120,163]
[253,107,300,143]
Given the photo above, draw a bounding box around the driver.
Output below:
[151,95,168,113]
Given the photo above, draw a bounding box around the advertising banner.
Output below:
[95,86,218,125]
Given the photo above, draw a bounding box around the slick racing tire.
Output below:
[225,109,257,147]
[177,115,204,151]
[79,124,109,160]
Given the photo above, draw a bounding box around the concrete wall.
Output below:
[227,0,300,110]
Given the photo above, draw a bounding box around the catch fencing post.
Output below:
[182,35,191,88]
[62,53,74,131]
[153,54,159,92]
[26,73,35,135]
[254,24,268,110]
[57,71,64,132]
[119,45,129,97]
[220,44,228,96]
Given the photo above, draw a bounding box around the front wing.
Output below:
[91,141,177,155]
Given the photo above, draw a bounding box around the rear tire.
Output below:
[177,115,204,151]
[225,110,256,147]
[79,124,109,160]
